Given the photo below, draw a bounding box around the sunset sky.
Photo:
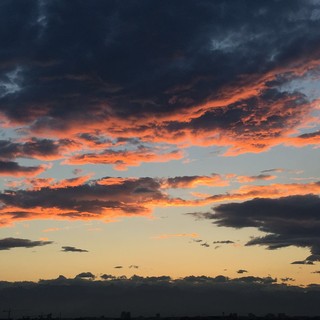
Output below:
[1,0,320,317]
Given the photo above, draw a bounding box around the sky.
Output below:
[1,0,320,317]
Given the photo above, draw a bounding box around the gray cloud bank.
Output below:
[189,195,320,263]
[0,275,320,317]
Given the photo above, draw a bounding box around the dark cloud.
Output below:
[1,274,320,317]
[291,260,314,265]
[0,138,75,161]
[129,265,139,269]
[114,266,123,269]
[201,242,210,248]
[189,195,320,261]
[213,240,235,244]
[61,246,88,253]
[100,274,116,280]
[281,277,295,282]
[0,1,319,154]
[237,269,248,274]
[0,176,168,225]
[0,237,53,250]
[75,272,95,279]
[0,160,46,176]
[298,130,320,139]
[261,168,284,173]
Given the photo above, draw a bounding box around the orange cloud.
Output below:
[1,174,320,227]
[163,174,229,189]
[66,148,184,170]
[6,175,93,191]
[236,174,277,183]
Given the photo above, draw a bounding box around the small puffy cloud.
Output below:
[201,242,210,248]
[237,269,248,274]
[100,274,116,280]
[75,272,95,279]
[281,277,295,282]
[61,246,88,253]
[0,237,53,250]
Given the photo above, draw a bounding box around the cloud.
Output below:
[261,168,285,173]
[189,194,320,262]
[129,265,139,269]
[114,266,123,269]
[213,240,235,244]
[281,277,295,282]
[0,160,48,177]
[1,174,320,226]
[100,274,116,280]
[75,272,95,279]
[0,138,78,161]
[201,242,210,248]
[164,174,229,188]
[61,246,88,253]
[291,260,314,265]
[236,174,276,183]
[0,1,319,159]
[0,237,53,250]
[0,176,167,226]
[237,269,248,274]
[1,274,320,317]
[9,175,93,191]
[65,147,183,170]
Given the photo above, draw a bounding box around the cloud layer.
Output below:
[0,274,320,317]
[0,0,319,167]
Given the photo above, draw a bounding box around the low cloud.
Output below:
[1,274,319,317]
[213,240,235,244]
[61,246,88,253]
[237,269,248,274]
[75,272,95,279]
[189,194,320,262]
[0,237,53,250]
[281,277,295,282]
